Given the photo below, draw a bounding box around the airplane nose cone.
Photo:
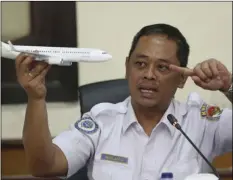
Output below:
[106,54,112,60]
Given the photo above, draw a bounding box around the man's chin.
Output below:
[136,97,159,108]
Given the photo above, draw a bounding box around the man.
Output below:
[16,23,232,180]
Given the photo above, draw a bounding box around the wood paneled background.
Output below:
[2,140,232,179]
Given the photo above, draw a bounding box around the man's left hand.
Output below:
[169,59,232,92]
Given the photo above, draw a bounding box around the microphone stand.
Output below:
[167,114,220,179]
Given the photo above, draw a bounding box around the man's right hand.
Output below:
[15,53,51,100]
[16,54,69,177]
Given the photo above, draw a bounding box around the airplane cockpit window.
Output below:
[102,52,108,54]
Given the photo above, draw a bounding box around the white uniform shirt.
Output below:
[52,92,232,180]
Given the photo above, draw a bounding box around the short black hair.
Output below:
[128,23,190,67]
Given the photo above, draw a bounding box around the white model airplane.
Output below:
[1,41,112,66]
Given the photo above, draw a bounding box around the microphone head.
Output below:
[167,114,177,125]
[167,114,181,130]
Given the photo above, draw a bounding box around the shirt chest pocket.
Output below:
[92,158,133,180]
[168,157,199,179]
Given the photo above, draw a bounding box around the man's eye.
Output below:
[136,61,146,67]
[158,64,169,71]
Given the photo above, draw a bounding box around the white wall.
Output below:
[77,2,232,107]
[2,2,232,139]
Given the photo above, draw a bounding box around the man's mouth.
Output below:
[140,89,155,93]
[139,86,158,97]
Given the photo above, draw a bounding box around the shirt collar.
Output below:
[122,99,137,134]
[159,101,177,136]
[122,98,188,136]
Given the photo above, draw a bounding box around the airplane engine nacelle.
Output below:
[47,57,72,66]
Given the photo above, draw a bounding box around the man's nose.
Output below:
[144,65,156,80]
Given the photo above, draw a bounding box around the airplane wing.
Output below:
[7,40,49,59]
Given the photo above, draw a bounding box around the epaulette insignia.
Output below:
[200,103,223,121]
[75,116,99,134]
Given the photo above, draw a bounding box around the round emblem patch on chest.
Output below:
[200,103,223,121]
[75,117,98,134]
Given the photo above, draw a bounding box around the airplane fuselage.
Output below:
[13,45,111,62]
[1,41,112,66]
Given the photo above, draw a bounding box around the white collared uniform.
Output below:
[52,92,232,180]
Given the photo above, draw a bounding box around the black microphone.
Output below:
[167,114,220,179]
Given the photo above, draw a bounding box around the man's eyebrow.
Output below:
[157,58,170,63]
[134,54,173,64]
[135,54,149,59]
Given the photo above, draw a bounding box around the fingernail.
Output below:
[217,76,221,80]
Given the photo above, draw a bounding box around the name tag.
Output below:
[101,153,128,164]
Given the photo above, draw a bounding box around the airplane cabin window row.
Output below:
[24,50,90,54]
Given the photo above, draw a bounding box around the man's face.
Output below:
[125,34,187,108]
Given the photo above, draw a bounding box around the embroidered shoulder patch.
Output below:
[75,116,99,134]
[200,103,223,121]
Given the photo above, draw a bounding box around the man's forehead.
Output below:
[140,34,169,42]
[136,34,177,50]
[132,35,178,63]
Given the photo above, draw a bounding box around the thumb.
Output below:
[191,76,202,84]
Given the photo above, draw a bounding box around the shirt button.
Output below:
[142,174,152,180]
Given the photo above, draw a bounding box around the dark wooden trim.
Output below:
[1,137,54,148]
[1,1,79,104]
[1,139,24,148]
[2,139,232,179]
[2,175,61,180]
[217,168,233,178]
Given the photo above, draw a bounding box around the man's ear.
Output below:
[125,57,129,79]
[178,74,188,89]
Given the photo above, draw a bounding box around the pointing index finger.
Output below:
[169,64,194,76]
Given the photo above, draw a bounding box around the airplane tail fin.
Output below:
[1,41,18,59]
[7,40,17,51]
[1,41,11,50]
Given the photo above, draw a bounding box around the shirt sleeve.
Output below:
[201,102,232,157]
[213,107,232,156]
[187,92,232,158]
[52,115,101,178]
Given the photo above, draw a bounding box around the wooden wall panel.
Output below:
[213,152,232,168]
[1,1,78,105]
[2,142,232,179]
[2,147,29,175]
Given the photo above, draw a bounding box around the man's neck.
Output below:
[131,100,170,136]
